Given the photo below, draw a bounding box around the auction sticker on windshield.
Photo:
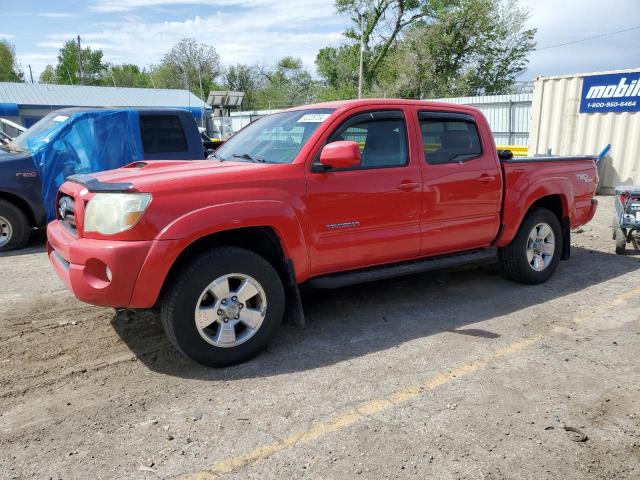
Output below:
[298,113,331,123]
[53,115,69,122]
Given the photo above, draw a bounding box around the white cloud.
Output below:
[36,12,78,18]
[43,1,346,75]
[520,0,640,78]
[12,0,640,83]
[36,41,114,50]
[89,0,285,13]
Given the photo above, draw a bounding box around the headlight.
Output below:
[84,193,152,235]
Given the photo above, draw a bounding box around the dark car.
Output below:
[0,107,205,251]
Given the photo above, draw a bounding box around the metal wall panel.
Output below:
[229,94,533,146]
[0,82,209,109]
[428,93,532,146]
[529,68,640,193]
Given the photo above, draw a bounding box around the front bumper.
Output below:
[47,220,153,307]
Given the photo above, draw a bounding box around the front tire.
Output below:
[499,208,562,284]
[161,247,285,367]
[0,200,30,252]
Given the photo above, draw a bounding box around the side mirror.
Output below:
[317,141,361,170]
[497,149,513,160]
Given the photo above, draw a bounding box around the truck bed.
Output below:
[497,155,599,248]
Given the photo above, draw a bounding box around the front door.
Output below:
[305,109,422,275]
[418,110,502,255]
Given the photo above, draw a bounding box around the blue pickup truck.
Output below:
[0,107,205,251]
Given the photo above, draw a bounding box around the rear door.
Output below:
[305,109,422,274]
[418,110,502,255]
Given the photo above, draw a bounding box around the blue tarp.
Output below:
[27,110,144,221]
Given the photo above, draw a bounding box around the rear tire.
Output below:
[161,247,285,367]
[614,227,627,255]
[499,208,562,284]
[0,200,30,252]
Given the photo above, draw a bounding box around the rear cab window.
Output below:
[419,112,482,165]
[140,115,188,154]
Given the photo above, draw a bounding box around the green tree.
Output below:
[318,0,535,98]
[315,45,360,99]
[53,39,106,85]
[39,65,56,83]
[332,0,439,89]
[155,38,221,99]
[393,0,536,97]
[103,63,151,88]
[255,57,315,108]
[0,39,24,82]
[222,64,260,110]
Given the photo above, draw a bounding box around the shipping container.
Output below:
[529,68,640,193]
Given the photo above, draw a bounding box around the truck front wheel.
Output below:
[499,208,562,284]
[161,247,285,367]
[0,199,31,252]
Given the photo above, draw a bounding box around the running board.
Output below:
[307,248,498,289]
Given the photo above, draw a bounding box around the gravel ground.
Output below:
[1,195,639,479]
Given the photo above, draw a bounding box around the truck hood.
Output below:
[77,159,260,191]
[0,148,35,179]
[0,148,30,163]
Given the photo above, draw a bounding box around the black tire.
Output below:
[161,246,285,367]
[498,208,562,284]
[614,227,627,255]
[0,199,31,252]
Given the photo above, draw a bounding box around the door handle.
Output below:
[397,181,420,191]
[478,174,496,183]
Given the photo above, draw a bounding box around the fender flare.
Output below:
[156,199,310,278]
[156,200,309,271]
[128,200,311,309]
[495,176,573,247]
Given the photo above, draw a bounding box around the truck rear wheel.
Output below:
[161,246,285,367]
[499,208,562,284]
[0,200,31,252]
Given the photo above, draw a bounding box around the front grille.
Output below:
[57,194,77,233]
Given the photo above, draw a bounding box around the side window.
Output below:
[140,115,188,154]
[419,113,482,165]
[328,111,408,169]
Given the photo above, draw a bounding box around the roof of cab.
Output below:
[285,98,482,115]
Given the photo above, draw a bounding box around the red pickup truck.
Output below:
[47,99,598,367]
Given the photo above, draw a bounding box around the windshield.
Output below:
[7,112,70,153]
[214,108,335,164]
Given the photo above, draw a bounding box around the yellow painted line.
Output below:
[185,282,640,479]
[611,285,640,305]
[184,335,541,480]
[572,285,640,324]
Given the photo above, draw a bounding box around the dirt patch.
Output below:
[1,195,640,479]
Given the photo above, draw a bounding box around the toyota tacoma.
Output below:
[47,100,598,367]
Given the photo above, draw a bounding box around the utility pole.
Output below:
[77,35,83,85]
[28,65,34,83]
[197,64,205,127]
[358,15,365,99]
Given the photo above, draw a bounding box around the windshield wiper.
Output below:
[208,151,226,161]
[232,153,266,163]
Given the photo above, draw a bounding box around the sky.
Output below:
[1,0,639,83]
